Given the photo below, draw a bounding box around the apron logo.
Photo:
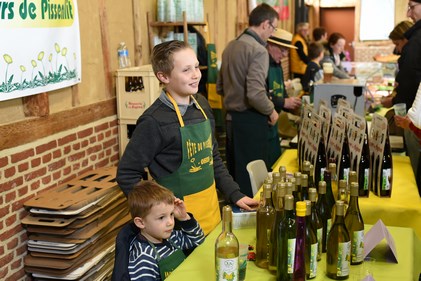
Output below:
[186,134,213,174]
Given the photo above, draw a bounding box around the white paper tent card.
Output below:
[363,219,398,263]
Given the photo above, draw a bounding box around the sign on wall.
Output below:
[0,0,81,102]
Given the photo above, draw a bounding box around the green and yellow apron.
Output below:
[267,63,284,168]
[156,93,221,235]
[148,240,186,280]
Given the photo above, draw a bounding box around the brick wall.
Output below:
[0,116,120,280]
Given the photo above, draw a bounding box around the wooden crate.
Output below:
[115,65,162,120]
[118,118,137,158]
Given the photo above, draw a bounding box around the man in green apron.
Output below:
[266,29,302,168]
[117,40,258,236]
[217,4,280,197]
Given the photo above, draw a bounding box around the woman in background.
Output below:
[320,32,350,79]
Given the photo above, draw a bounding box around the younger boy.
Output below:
[128,181,204,280]
[117,40,258,234]
[301,42,325,93]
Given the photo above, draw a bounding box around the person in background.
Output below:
[117,40,258,235]
[381,20,417,108]
[266,29,302,168]
[217,3,279,197]
[320,32,350,79]
[290,22,310,79]
[301,42,325,93]
[312,26,328,44]
[127,181,205,280]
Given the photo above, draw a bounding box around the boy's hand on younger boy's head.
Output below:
[173,197,191,221]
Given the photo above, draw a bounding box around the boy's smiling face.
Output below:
[160,47,201,104]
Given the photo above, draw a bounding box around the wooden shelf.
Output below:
[149,21,206,27]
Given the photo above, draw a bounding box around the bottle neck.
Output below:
[222,218,232,233]
[348,195,359,211]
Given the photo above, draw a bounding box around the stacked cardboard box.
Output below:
[22,167,130,280]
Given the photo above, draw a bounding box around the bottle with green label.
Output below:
[304,200,318,279]
[344,182,364,265]
[256,183,275,268]
[326,201,351,280]
[215,205,239,281]
[293,201,307,281]
[277,195,296,281]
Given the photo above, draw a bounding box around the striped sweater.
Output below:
[128,218,205,280]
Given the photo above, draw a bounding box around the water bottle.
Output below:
[117,42,130,69]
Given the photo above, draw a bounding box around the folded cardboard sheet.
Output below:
[22,166,131,280]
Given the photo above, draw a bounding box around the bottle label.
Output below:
[382,168,392,190]
[336,241,351,277]
[118,49,128,57]
[287,238,296,274]
[327,218,332,236]
[317,228,322,249]
[309,243,318,278]
[363,168,369,190]
[352,230,364,263]
[320,167,326,181]
[216,257,239,281]
[343,168,350,181]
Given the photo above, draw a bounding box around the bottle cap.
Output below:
[289,177,297,191]
[350,182,359,196]
[263,183,272,198]
[276,182,286,197]
[318,181,326,193]
[304,200,312,216]
[335,200,345,216]
[339,179,347,189]
[301,174,308,186]
[279,166,287,174]
[294,172,302,185]
[296,201,306,217]
[284,194,294,210]
[303,161,310,172]
[286,182,293,195]
[264,177,273,185]
[309,164,314,176]
[309,188,317,202]
[349,171,357,184]
[272,172,281,183]
[222,205,232,222]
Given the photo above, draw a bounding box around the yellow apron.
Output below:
[157,93,221,234]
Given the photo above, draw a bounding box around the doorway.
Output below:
[320,7,355,61]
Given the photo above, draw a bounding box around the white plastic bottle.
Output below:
[117,42,130,69]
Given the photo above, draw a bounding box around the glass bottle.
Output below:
[328,162,338,199]
[301,174,309,201]
[324,170,336,211]
[326,201,351,280]
[216,205,239,281]
[269,183,286,273]
[358,133,370,197]
[294,172,302,201]
[279,166,287,182]
[338,132,351,184]
[309,188,322,261]
[304,200,318,279]
[331,179,349,224]
[256,183,275,268]
[314,135,327,187]
[277,195,296,281]
[316,181,332,253]
[344,182,364,265]
[293,201,307,281]
[379,134,393,197]
[309,164,316,191]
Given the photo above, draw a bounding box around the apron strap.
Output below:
[166,93,208,128]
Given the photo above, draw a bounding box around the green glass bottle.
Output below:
[326,201,351,280]
[344,182,364,265]
[256,183,275,268]
[216,205,239,281]
[277,195,296,281]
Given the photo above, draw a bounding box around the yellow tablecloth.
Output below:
[166,223,420,281]
[272,149,421,240]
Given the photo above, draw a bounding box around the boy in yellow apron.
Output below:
[117,40,258,235]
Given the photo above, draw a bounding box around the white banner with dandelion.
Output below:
[0,0,81,101]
